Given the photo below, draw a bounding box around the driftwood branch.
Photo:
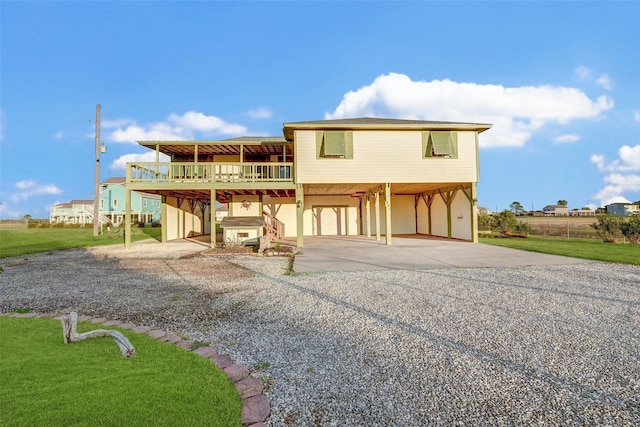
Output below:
[61,312,135,357]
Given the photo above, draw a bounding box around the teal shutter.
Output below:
[450,132,458,158]
[324,132,346,157]
[431,132,452,156]
[316,131,324,159]
[422,131,431,158]
[345,131,353,159]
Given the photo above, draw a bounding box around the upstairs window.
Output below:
[112,198,118,209]
[422,131,458,158]
[316,131,353,159]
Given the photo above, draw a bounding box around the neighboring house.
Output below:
[570,207,596,217]
[50,200,94,225]
[214,203,229,222]
[542,205,570,216]
[123,117,491,249]
[99,177,162,225]
[606,203,640,217]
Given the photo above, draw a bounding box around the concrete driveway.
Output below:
[292,235,589,272]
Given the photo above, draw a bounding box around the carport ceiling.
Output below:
[138,138,289,157]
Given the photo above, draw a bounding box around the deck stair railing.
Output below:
[263,211,284,240]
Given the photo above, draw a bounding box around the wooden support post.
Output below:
[211,189,216,248]
[296,184,304,248]
[385,183,392,245]
[374,191,381,241]
[124,188,132,249]
[365,195,371,238]
[161,196,167,243]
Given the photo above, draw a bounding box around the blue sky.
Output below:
[1,1,639,219]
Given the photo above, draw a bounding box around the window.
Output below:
[112,198,118,209]
[316,131,353,159]
[100,199,104,209]
[237,232,249,238]
[143,199,147,208]
[422,131,458,158]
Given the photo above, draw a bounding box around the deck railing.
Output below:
[127,162,294,184]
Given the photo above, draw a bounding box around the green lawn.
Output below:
[480,235,640,265]
[0,227,161,258]
[0,316,242,427]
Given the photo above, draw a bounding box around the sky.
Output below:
[1,1,639,219]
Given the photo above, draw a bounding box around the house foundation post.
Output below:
[295,184,304,248]
[365,195,371,238]
[210,189,216,248]
[161,196,167,243]
[124,188,132,250]
[384,183,392,245]
[374,191,381,241]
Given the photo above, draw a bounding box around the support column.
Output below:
[384,183,392,245]
[211,189,216,248]
[470,184,478,243]
[161,196,167,243]
[124,188,132,250]
[295,184,304,248]
[374,191,381,241]
[365,195,371,238]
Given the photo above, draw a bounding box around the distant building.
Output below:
[542,204,569,216]
[606,203,640,217]
[570,207,596,217]
[49,178,162,226]
[50,200,94,225]
[99,178,162,225]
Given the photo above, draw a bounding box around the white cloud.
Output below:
[246,107,273,119]
[553,134,580,144]
[110,152,171,170]
[103,111,248,144]
[575,66,614,90]
[596,74,614,90]
[575,66,592,80]
[592,145,640,172]
[10,180,62,202]
[53,131,64,140]
[325,73,613,148]
[592,145,640,205]
[635,111,640,122]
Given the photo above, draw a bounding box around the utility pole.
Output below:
[93,104,101,237]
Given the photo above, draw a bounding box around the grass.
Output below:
[0,227,162,258]
[480,235,640,265]
[0,316,242,427]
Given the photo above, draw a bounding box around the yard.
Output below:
[1,240,638,425]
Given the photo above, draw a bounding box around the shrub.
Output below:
[492,210,517,235]
[620,216,640,244]
[591,215,623,243]
[513,221,532,235]
[478,212,493,231]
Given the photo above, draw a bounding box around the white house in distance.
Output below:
[542,204,570,216]
[606,202,640,216]
[122,117,492,249]
[50,200,94,225]
[50,178,162,226]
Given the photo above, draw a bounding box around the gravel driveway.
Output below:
[1,243,638,426]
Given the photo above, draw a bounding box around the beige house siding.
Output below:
[450,192,472,240]
[164,197,203,240]
[263,196,296,238]
[304,195,360,236]
[295,130,478,184]
[230,194,262,217]
[367,195,416,235]
[416,198,430,235]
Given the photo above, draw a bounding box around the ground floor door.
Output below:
[313,206,348,236]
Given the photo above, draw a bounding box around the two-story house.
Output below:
[123,117,491,249]
[99,177,162,226]
[50,200,94,225]
[606,202,640,217]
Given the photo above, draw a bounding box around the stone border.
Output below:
[3,311,270,426]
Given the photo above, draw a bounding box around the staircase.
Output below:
[260,211,285,253]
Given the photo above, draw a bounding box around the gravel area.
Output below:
[1,244,639,426]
